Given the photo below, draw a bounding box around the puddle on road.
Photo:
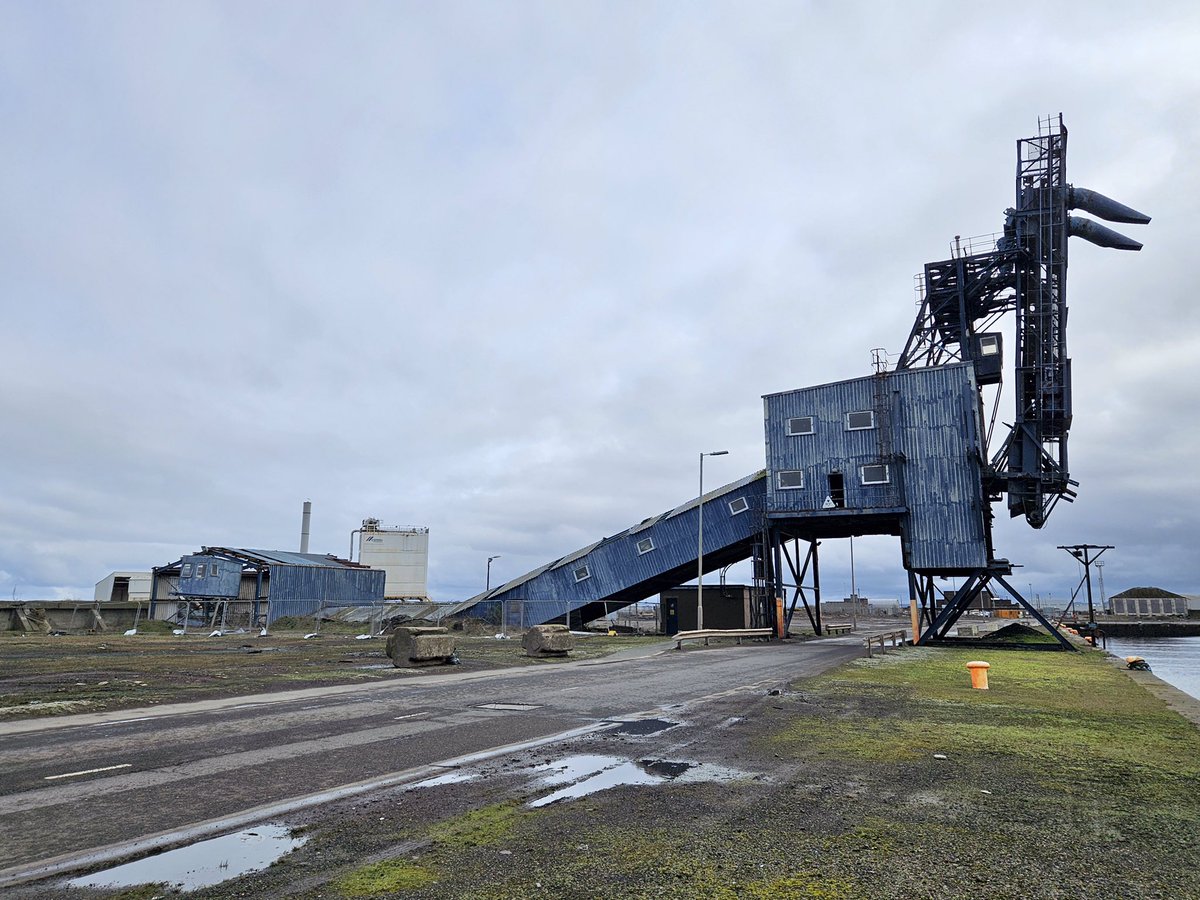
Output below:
[527,754,750,807]
[641,759,694,778]
[405,769,481,789]
[609,718,678,736]
[66,824,306,893]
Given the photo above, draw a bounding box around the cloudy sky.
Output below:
[2,1,1196,610]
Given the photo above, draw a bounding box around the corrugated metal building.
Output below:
[763,362,988,573]
[151,548,384,626]
[449,362,992,629]
[449,472,768,628]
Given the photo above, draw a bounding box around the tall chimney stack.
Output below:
[300,500,312,553]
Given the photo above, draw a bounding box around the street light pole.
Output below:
[486,555,500,591]
[849,535,857,630]
[697,450,729,631]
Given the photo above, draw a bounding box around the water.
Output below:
[67,824,305,892]
[525,753,751,807]
[405,770,480,789]
[1104,635,1200,701]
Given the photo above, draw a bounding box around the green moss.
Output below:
[334,858,438,896]
[739,873,859,899]
[427,801,526,849]
[772,646,1200,808]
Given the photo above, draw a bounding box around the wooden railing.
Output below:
[672,628,774,649]
[864,629,908,657]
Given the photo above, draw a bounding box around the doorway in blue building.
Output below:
[827,472,846,509]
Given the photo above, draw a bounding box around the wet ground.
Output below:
[23,643,1200,899]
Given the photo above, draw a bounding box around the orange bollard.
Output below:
[775,597,785,638]
[966,660,990,690]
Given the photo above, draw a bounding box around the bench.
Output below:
[673,628,774,650]
[823,624,854,636]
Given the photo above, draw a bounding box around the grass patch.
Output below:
[334,858,438,897]
[427,801,526,849]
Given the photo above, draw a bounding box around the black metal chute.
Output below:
[897,114,1149,531]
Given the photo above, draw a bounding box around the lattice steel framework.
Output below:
[896,115,1148,644]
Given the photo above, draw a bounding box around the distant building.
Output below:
[94,571,153,604]
[355,520,429,600]
[821,596,871,618]
[152,547,384,627]
[1109,587,1188,617]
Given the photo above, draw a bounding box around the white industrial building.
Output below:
[94,571,153,604]
[355,519,429,600]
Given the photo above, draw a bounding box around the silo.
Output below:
[357,519,430,599]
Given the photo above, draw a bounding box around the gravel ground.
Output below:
[0,625,664,720]
[33,641,1200,899]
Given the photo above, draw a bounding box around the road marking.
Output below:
[393,713,425,720]
[91,716,164,728]
[44,764,132,781]
[1,721,613,889]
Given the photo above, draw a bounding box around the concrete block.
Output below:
[523,624,574,657]
[386,626,456,667]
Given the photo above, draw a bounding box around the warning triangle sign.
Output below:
[822,495,836,509]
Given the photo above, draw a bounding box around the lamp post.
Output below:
[487,555,503,636]
[697,450,729,631]
[849,534,858,630]
[486,556,500,591]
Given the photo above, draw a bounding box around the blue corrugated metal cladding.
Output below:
[267,566,385,623]
[177,554,243,598]
[763,363,988,572]
[461,472,768,626]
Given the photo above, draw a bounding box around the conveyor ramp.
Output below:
[448,471,767,627]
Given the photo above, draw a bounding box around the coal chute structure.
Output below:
[450,115,1148,647]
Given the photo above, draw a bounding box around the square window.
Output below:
[847,410,875,431]
[861,464,890,485]
[573,564,591,583]
[210,564,219,577]
[636,537,655,555]
[787,416,814,436]
[196,564,206,578]
[181,563,193,577]
[979,335,1000,356]
[777,470,804,490]
[728,497,749,515]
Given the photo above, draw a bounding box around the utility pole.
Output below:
[1057,544,1114,626]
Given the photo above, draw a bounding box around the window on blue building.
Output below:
[728,497,749,515]
[573,564,591,583]
[777,470,804,489]
[787,416,814,435]
[636,537,655,555]
[847,410,875,430]
[861,464,890,484]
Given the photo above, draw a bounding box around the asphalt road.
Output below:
[0,636,865,886]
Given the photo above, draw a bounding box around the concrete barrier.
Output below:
[386,626,456,667]
[522,624,574,657]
